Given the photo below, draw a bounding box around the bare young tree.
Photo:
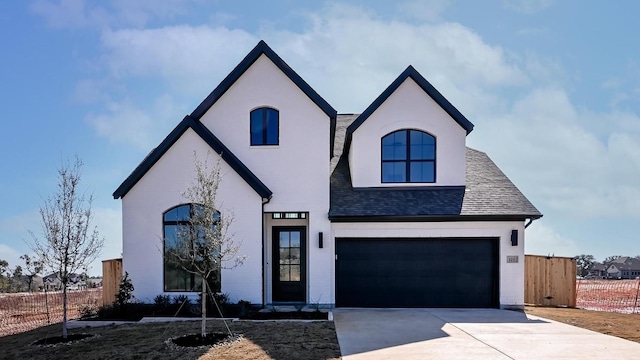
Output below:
[20,254,43,292]
[29,157,104,339]
[165,153,245,337]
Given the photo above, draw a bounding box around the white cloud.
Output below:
[86,2,528,142]
[86,95,182,149]
[472,87,640,219]
[100,25,258,95]
[503,0,553,14]
[525,222,578,258]
[262,3,528,112]
[0,244,25,271]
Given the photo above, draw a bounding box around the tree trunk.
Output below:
[201,279,206,337]
[62,284,68,339]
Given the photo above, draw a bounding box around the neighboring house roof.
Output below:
[329,115,542,221]
[190,40,338,158]
[113,115,272,199]
[607,257,640,271]
[344,65,474,155]
[591,263,607,271]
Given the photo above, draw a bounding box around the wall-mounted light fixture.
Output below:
[319,232,324,248]
[511,230,518,246]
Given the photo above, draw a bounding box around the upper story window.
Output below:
[250,107,279,145]
[163,204,221,292]
[381,129,436,183]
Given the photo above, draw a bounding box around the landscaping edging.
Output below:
[69,312,333,329]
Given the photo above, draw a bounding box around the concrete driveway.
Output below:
[333,308,640,359]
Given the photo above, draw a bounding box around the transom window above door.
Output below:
[381,129,436,183]
[250,107,279,145]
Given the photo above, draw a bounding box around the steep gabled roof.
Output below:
[345,66,474,150]
[329,114,541,221]
[113,115,272,199]
[190,40,338,157]
[114,40,340,200]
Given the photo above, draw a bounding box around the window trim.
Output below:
[250,107,279,146]
[162,204,221,293]
[380,129,436,183]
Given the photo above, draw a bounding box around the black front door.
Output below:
[272,227,306,302]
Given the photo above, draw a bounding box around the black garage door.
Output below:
[335,238,499,308]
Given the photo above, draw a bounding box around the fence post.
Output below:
[44,287,51,324]
[631,279,640,314]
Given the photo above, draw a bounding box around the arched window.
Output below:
[381,129,436,183]
[250,107,279,145]
[163,204,221,292]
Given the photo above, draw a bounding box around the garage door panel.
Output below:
[336,238,498,308]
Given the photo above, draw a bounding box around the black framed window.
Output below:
[250,107,279,145]
[163,204,221,292]
[381,129,436,183]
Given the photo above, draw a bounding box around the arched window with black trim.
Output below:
[163,204,221,292]
[381,129,436,183]
[250,107,279,145]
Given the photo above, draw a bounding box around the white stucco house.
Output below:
[113,41,542,309]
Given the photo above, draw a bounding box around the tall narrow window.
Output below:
[381,129,436,183]
[250,107,279,145]
[163,204,221,292]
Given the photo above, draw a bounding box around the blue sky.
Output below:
[1,0,639,274]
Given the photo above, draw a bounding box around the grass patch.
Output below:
[0,319,341,359]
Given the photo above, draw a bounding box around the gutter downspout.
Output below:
[261,196,271,308]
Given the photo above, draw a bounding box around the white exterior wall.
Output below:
[330,221,526,307]
[199,54,333,303]
[349,78,467,188]
[121,129,263,303]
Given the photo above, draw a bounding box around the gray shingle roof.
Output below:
[329,115,542,221]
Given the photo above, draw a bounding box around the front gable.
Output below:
[192,40,337,157]
[346,66,473,188]
[112,115,271,199]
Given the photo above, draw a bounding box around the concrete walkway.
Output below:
[333,308,640,359]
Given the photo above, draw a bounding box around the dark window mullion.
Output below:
[405,130,411,181]
[262,110,268,144]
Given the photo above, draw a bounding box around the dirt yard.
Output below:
[525,306,640,343]
[0,320,341,360]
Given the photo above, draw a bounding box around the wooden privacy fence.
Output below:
[102,258,123,306]
[525,255,576,307]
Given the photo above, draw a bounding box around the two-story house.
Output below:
[113,41,542,309]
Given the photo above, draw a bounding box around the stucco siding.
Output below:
[199,54,330,214]
[122,129,263,303]
[349,77,467,188]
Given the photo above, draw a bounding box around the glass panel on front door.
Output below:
[279,231,301,281]
[272,227,306,302]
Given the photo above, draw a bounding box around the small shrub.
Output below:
[116,272,134,308]
[78,304,98,319]
[152,294,172,315]
[95,301,152,321]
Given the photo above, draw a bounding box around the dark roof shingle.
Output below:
[329,115,542,221]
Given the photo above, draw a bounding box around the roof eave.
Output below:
[346,65,474,140]
[190,40,337,122]
[113,116,273,200]
[328,214,542,223]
